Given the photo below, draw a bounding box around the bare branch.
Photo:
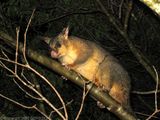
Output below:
[153,66,159,111]
[145,66,160,120]
[124,0,133,31]
[75,76,91,120]
[23,9,36,65]
[118,0,124,19]
[13,78,42,100]
[15,27,20,74]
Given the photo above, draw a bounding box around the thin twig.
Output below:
[132,89,160,94]
[124,0,133,31]
[118,0,124,19]
[135,111,159,119]
[75,75,91,120]
[146,109,160,120]
[1,50,9,59]
[15,27,20,74]
[21,69,35,86]
[153,66,159,111]
[23,9,36,65]
[13,78,42,100]
[146,66,159,120]
[49,100,73,118]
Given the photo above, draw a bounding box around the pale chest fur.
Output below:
[59,47,78,65]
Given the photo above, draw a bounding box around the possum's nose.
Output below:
[51,50,59,58]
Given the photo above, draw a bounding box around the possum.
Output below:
[44,27,131,111]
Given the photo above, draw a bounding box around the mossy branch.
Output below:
[0,31,136,120]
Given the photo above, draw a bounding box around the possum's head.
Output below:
[45,27,70,58]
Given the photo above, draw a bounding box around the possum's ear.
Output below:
[37,36,50,44]
[41,36,51,44]
[62,26,69,40]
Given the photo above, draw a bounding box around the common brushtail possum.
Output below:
[44,27,131,110]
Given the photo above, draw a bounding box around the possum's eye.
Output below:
[55,42,61,48]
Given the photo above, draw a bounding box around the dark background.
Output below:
[0,0,160,119]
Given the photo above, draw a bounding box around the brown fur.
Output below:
[46,27,131,110]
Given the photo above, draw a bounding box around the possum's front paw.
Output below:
[62,63,71,70]
[62,63,76,70]
[97,101,105,109]
[97,101,114,111]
